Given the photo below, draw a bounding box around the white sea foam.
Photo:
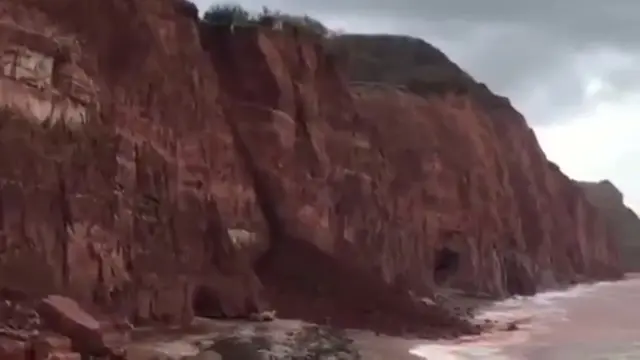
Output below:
[391,275,640,359]
[121,275,640,360]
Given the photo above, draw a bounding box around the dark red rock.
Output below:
[0,0,268,326]
[505,323,518,331]
[202,27,621,331]
[32,332,73,360]
[0,337,29,360]
[0,0,623,343]
[37,296,106,354]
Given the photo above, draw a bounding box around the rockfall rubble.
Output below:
[0,0,623,357]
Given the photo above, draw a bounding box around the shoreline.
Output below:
[3,277,630,359]
[121,275,633,359]
[116,290,528,359]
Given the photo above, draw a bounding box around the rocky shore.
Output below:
[0,290,532,359]
[0,293,400,359]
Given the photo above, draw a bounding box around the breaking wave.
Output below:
[404,275,640,359]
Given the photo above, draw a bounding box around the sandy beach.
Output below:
[399,274,640,359]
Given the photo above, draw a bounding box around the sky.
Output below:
[193,0,640,212]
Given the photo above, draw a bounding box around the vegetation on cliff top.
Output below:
[202,3,330,37]
[196,2,496,100]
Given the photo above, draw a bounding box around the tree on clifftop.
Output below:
[201,3,330,37]
[256,6,329,36]
[202,3,251,26]
[295,15,329,36]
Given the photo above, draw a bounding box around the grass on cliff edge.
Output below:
[201,3,331,37]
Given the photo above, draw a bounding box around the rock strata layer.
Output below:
[0,0,622,348]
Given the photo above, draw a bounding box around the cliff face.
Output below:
[329,34,622,290]
[0,0,622,335]
[578,180,640,270]
[0,0,269,324]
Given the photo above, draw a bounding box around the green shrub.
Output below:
[201,3,330,37]
[202,3,252,26]
[257,7,329,36]
[296,15,329,37]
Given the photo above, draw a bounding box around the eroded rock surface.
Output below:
[0,0,623,354]
[0,23,94,128]
[327,34,622,295]
[0,0,269,327]
[578,180,640,270]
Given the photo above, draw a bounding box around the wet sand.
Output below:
[504,274,640,359]
[401,274,640,359]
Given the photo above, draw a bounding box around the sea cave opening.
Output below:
[433,247,460,286]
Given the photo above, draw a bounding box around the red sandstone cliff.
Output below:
[0,0,622,343]
[578,180,640,270]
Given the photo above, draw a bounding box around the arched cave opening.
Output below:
[433,247,460,286]
[192,286,224,319]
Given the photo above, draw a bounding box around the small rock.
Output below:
[211,338,270,360]
[124,341,199,360]
[32,333,73,360]
[0,327,35,341]
[114,318,134,331]
[185,350,223,360]
[420,297,437,306]
[48,351,82,360]
[0,337,29,360]
[248,310,276,322]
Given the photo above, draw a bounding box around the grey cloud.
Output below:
[206,0,640,47]
[194,0,640,125]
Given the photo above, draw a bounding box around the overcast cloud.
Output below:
[193,0,640,211]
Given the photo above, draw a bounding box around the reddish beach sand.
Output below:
[349,274,640,359]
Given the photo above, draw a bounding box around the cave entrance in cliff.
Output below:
[192,286,224,319]
[433,247,460,286]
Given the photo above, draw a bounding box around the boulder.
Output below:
[37,295,110,356]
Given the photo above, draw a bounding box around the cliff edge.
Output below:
[327,33,621,290]
[0,0,623,357]
[578,180,640,270]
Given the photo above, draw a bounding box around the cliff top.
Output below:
[326,33,513,108]
[578,180,625,208]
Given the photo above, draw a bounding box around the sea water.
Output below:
[411,274,640,359]
[351,274,640,359]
